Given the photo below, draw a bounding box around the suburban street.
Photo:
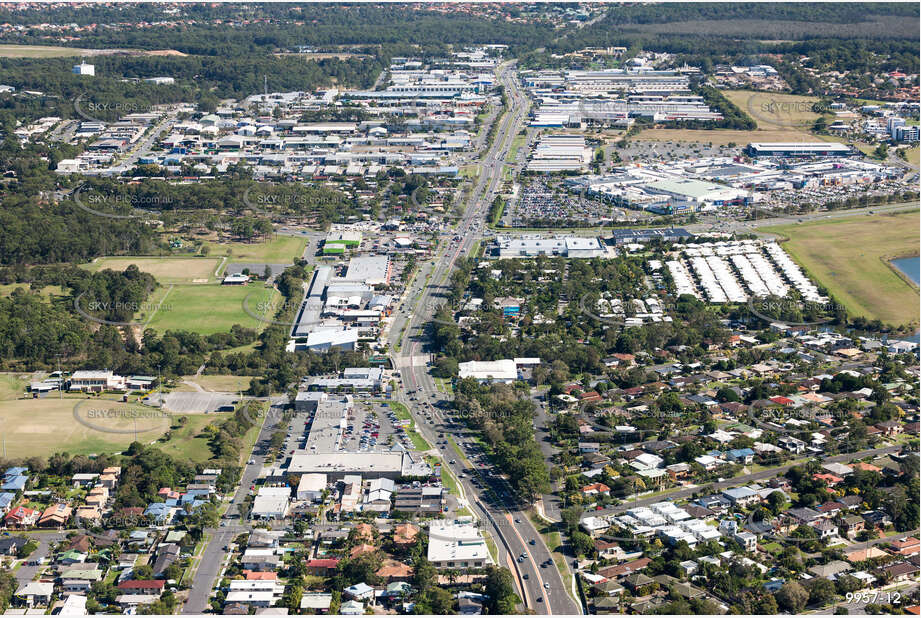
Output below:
[592,444,904,518]
[181,398,286,614]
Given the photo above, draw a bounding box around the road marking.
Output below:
[504,512,552,615]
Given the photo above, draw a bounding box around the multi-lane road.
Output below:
[387,62,582,615]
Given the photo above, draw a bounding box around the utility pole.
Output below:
[56,354,64,399]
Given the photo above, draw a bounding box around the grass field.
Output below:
[724,90,825,130]
[177,375,253,393]
[154,414,222,462]
[0,398,171,459]
[85,256,222,284]
[506,134,526,164]
[203,236,306,263]
[905,146,920,166]
[144,283,279,335]
[631,128,845,146]
[460,165,480,179]
[0,373,28,401]
[760,210,920,328]
[0,44,91,57]
[0,284,66,299]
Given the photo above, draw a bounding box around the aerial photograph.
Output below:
[0,1,917,616]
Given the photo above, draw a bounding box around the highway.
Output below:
[387,62,582,615]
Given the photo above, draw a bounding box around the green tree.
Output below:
[775,582,809,613]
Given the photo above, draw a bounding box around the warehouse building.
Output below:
[493,234,605,258]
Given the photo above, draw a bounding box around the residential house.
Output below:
[117,580,166,596]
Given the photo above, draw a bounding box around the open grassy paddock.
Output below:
[154,414,225,462]
[202,235,306,264]
[84,256,222,284]
[0,283,66,300]
[177,375,253,393]
[724,90,825,130]
[0,44,92,57]
[144,282,279,336]
[760,210,920,328]
[630,128,844,146]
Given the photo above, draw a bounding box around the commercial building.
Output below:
[493,234,605,258]
[251,487,290,520]
[458,358,541,384]
[286,451,429,481]
[427,519,491,569]
[745,142,854,158]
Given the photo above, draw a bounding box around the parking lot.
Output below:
[282,398,420,456]
[506,178,625,227]
[154,391,239,414]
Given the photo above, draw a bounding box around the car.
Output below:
[536,597,543,603]
[529,539,536,545]
[517,556,524,563]
[522,573,528,580]
[544,583,550,589]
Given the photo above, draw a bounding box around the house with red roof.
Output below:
[117,580,165,596]
[890,537,920,557]
[582,483,611,496]
[3,505,37,528]
[305,558,340,575]
[812,473,844,487]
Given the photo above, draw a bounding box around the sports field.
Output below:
[760,211,920,328]
[84,256,223,284]
[143,282,280,335]
[0,397,171,459]
[203,235,306,263]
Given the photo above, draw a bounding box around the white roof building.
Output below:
[458,359,518,383]
[427,520,491,569]
[296,473,328,501]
